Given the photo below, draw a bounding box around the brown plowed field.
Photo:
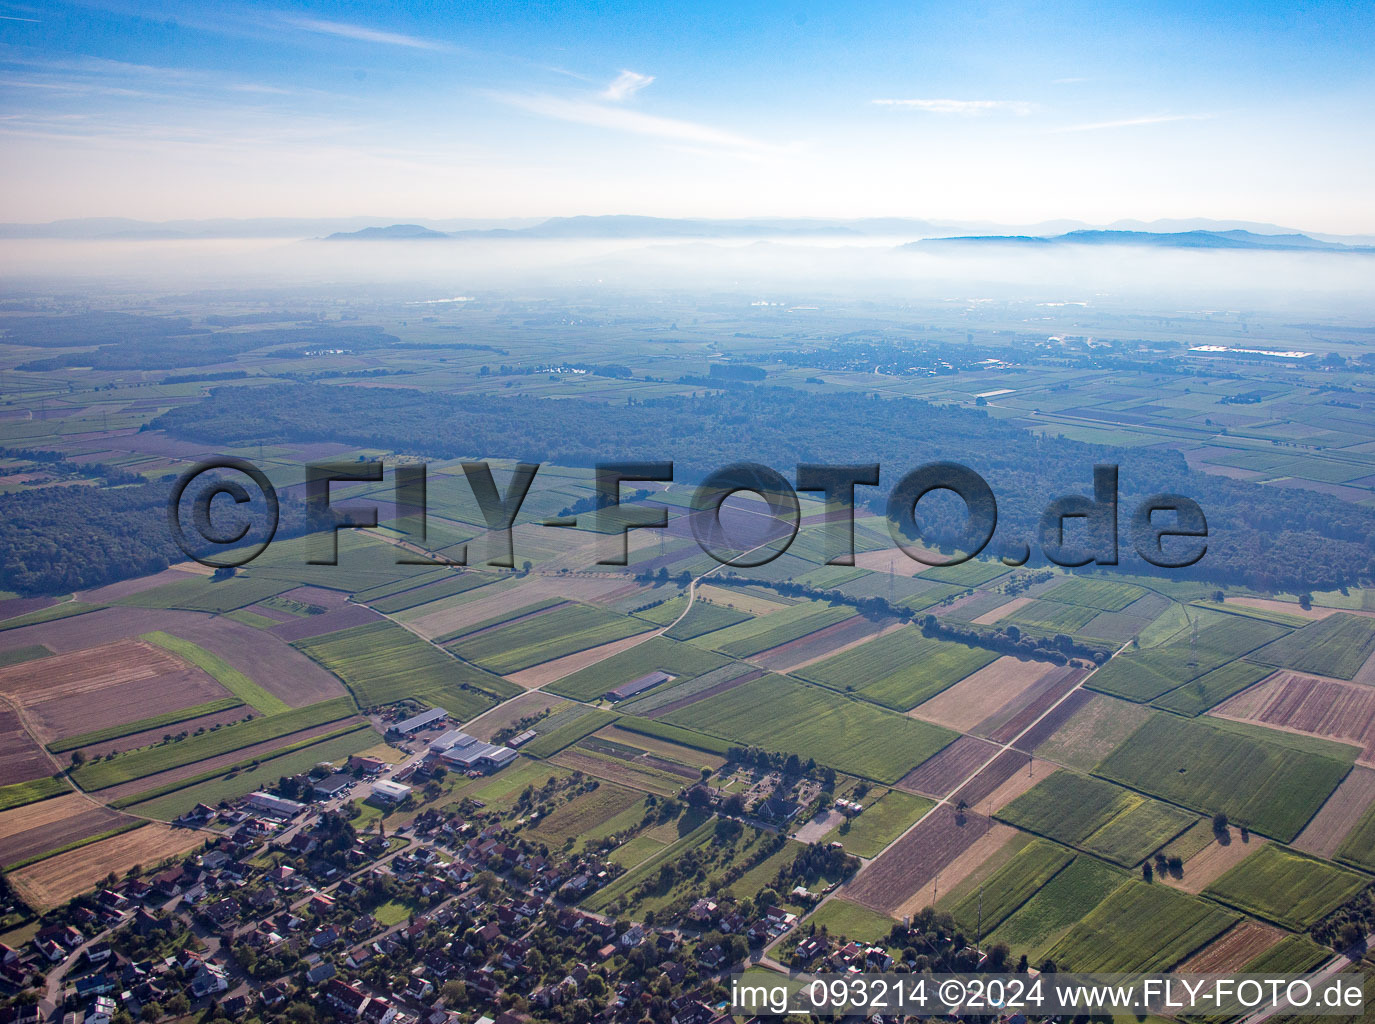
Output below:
[0,794,131,867]
[0,707,52,783]
[0,606,345,707]
[1292,765,1375,858]
[8,823,204,909]
[896,735,1001,797]
[1163,830,1268,895]
[1177,921,1286,973]
[952,749,1032,808]
[844,804,992,914]
[752,614,898,672]
[269,603,380,641]
[1011,686,1094,753]
[1212,671,1375,764]
[911,657,1064,733]
[0,639,227,744]
[986,669,1085,743]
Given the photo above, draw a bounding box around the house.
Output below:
[325,979,370,1017]
[361,996,398,1024]
[349,755,387,774]
[307,961,337,984]
[190,963,229,998]
[87,998,116,1024]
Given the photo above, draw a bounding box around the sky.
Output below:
[1,0,1373,231]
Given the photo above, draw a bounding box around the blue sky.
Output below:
[2,0,1372,229]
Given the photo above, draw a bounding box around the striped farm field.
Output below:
[694,602,855,658]
[1203,844,1368,930]
[998,770,1198,865]
[69,696,358,790]
[987,855,1128,960]
[663,673,956,784]
[947,838,1074,935]
[1089,616,1291,702]
[1250,612,1375,680]
[1151,660,1273,717]
[1040,577,1148,611]
[1045,878,1238,972]
[1000,599,1100,633]
[364,571,493,613]
[547,636,732,703]
[798,629,997,711]
[294,619,515,715]
[114,575,293,613]
[448,602,653,674]
[1337,796,1375,871]
[1096,715,1355,842]
[47,697,245,753]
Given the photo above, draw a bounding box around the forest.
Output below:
[143,381,1375,592]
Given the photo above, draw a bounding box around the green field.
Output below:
[142,630,289,714]
[449,602,652,674]
[1239,933,1333,974]
[614,717,734,756]
[582,816,717,912]
[0,644,51,668]
[949,839,1075,936]
[919,559,1010,587]
[1204,844,1368,929]
[294,619,514,716]
[1088,616,1290,702]
[527,782,644,845]
[825,790,934,858]
[0,777,68,812]
[1044,878,1237,972]
[547,636,731,702]
[522,708,620,758]
[1250,612,1375,679]
[1151,660,1274,717]
[69,696,357,790]
[662,600,751,641]
[126,727,380,819]
[1001,599,1100,633]
[365,571,493,613]
[1336,797,1375,871]
[987,855,1128,960]
[609,834,666,870]
[798,629,996,711]
[116,575,293,613]
[998,770,1197,865]
[695,602,854,658]
[0,602,101,632]
[46,697,245,753]
[1042,578,1148,611]
[806,898,897,945]
[663,674,957,783]
[1095,715,1354,842]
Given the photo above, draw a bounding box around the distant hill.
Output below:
[323,224,448,240]
[910,229,1375,254]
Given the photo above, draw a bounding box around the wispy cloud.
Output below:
[602,70,654,102]
[1052,113,1214,133]
[491,91,781,156]
[872,98,1035,116]
[282,15,453,52]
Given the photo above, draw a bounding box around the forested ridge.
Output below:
[146,382,1375,591]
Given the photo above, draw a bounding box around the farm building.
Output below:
[313,774,352,799]
[606,670,673,701]
[428,729,472,754]
[509,729,536,747]
[371,780,412,803]
[349,755,386,774]
[245,792,306,818]
[437,735,518,770]
[391,707,447,734]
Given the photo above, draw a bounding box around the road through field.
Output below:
[762,636,1132,962]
